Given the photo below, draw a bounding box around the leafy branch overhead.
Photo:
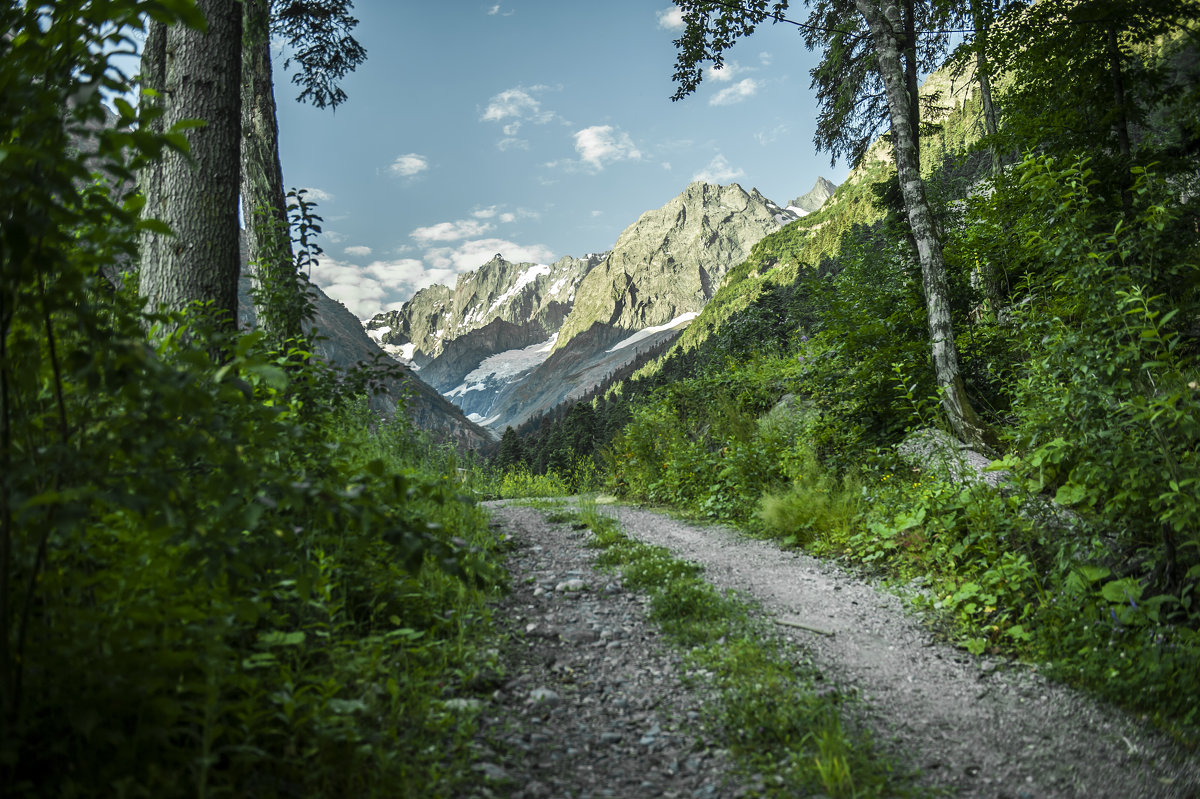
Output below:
[272,0,368,109]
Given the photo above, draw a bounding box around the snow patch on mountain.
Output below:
[446,334,558,398]
[488,263,551,313]
[607,312,699,353]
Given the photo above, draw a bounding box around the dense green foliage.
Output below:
[2,6,505,794]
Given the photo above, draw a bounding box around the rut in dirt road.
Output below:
[468,504,750,799]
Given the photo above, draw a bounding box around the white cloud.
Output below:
[693,154,744,184]
[344,245,372,257]
[410,219,494,244]
[706,61,750,82]
[308,256,389,319]
[298,187,334,202]
[470,206,536,224]
[480,86,556,135]
[710,78,758,106]
[755,123,788,145]
[389,153,429,178]
[656,7,684,30]
[497,137,530,151]
[487,4,513,16]
[573,125,642,170]
[321,230,347,244]
[309,255,457,318]
[310,233,555,319]
[425,238,555,274]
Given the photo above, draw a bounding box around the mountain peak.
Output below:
[789,177,838,214]
[552,181,795,353]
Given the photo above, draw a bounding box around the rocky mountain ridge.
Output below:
[363,178,836,433]
[790,176,838,214]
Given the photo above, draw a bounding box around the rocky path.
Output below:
[470,500,1200,799]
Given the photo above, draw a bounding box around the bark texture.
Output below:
[137,21,167,289]
[139,0,243,327]
[241,0,301,342]
[855,0,994,450]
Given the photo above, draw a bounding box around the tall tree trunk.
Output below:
[902,0,920,171]
[856,0,995,450]
[971,0,1000,172]
[139,0,243,330]
[241,0,302,343]
[1106,25,1132,161]
[137,21,167,292]
[970,0,1004,310]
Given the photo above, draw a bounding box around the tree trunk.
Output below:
[902,0,920,171]
[137,21,167,291]
[856,0,995,451]
[241,0,302,343]
[971,0,1000,172]
[1106,25,1132,161]
[139,0,243,330]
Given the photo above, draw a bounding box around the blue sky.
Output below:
[274,2,851,319]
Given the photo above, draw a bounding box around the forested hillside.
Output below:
[491,0,1200,735]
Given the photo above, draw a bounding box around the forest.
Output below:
[2,0,1198,796]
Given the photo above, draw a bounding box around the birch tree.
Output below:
[853,0,993,449]
[669,0,994,448]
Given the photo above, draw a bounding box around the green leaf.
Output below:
[1054,482,1087,505]
[1077,565,1111,583]
[137,218,174,236]
[1101,578,1142,605]
[327,698,368,715]
[258,630,306,647]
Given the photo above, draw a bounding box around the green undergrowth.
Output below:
[469,456,600,500]
[821,460,1200,743]
[564,498,911,799]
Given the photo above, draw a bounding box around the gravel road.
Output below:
[472,499,1200,799]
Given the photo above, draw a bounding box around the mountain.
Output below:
[552,182,801,353]
[367,252,602,375]
[789,176,839,215]
[236,255,494,452]
[363,178,836,433]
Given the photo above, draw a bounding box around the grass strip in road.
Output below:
[562,497,914,799]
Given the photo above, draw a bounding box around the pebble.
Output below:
[529,688,561,706]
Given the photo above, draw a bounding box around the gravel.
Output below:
[468,499,1200,799]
